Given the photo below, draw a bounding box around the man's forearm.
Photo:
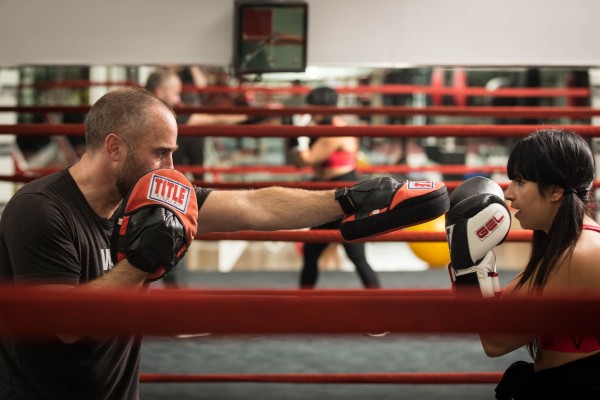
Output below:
[85,259,149,289]
[197,188,343,233]
[245,187,343,230]
[50,260,148,344]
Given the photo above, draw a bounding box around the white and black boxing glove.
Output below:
[445,176,511,297]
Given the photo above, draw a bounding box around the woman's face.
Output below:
[504,178,560,232]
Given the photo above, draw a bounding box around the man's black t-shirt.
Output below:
[0,169,141,399]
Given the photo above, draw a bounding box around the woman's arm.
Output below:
[478,275,537,357]
[480,233,600,357]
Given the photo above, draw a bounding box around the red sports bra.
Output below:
[582,224,600,233]
[538,224,600,353]
[319,150,356,168]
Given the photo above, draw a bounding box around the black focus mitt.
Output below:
[111,169,198,281]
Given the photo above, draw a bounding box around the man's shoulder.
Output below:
[9,169,73,209]
[18,169,71,193]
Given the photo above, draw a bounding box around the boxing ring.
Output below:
[1,82,599,399]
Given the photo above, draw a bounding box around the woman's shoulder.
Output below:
[576,223,600,253]
[567,228,600,292]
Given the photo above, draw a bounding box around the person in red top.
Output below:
[290,86,380,289]
[446,128,600,399]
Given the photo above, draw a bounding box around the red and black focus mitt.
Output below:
[335,177,450,242]
[111,169,198,281]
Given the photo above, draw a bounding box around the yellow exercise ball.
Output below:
[356,151,370,168]
[407,215,450,268]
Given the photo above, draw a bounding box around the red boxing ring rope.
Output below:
[9,164,509,177]
[149,288,453,297]
[1,105,600,118]
[178,124,600,138]
[176,164,509,175]
[139,372,503,384]
[0,285,581,387]
[1,171,597,206]
[2,286,600,337]
[191,84,590,98]
[7,81,590,98]
[187,180,600,192]
[3,123,600,138]
[0,175,517,190]
[195,229,532,243]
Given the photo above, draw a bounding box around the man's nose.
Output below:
[162,155,174,169]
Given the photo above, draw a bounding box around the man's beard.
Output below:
[115,151,148,198]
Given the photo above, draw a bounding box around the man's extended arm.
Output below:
[197,177,450,242]
[197,187,341,234]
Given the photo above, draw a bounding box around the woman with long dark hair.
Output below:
[481,128,600,398]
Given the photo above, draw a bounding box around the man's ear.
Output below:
[105,133,124,161]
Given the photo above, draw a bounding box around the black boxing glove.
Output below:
[336,177,450,242]
[117,207,185,277]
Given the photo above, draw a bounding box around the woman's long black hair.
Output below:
[506,128,595,358]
